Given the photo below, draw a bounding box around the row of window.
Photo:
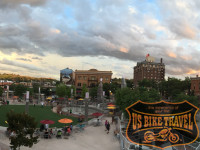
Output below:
[77,83,96,87]
[144,77,164,80]
[141,64,165,68]
[193,84,200,90]
[77,76,109,81]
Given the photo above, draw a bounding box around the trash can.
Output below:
[7,100,9,105]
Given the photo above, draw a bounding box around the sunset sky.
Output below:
[0,0,200,80]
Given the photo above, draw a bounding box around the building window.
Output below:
[78,83,81,87]
[83,76,87,80]
[91,76,96,80]
[105,77,109,81]
[78,76,82,80]
[90,83,96,87]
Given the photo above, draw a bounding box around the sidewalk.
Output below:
[0,117,120,150]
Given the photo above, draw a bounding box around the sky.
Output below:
[0,0,200,80]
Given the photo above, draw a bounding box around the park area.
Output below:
[0,105,78,128]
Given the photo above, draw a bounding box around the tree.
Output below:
[56,83,67,98]
[81,84,88,98]
[14,84,27,98]
[89,86,98,100]
[174,93,198,106]
[32,83,40,94]
[66,86,71,98]
[0,86,3,97]
[7,111,38,150]
[126,79,133,88]
[115,87,161,116]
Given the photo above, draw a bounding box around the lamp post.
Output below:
[38,87,40,104]
[85,92,89,123]
[25,91,29,114]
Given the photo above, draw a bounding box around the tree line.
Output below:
[115,77,198,115]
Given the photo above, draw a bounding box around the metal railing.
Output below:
[116,117,200,150]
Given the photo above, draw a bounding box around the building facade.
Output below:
[191,75,200,96]
[74,69,112,96]
[133,55,165,86]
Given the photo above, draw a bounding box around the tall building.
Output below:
[60,68,75,86]
[74,69,112,96]
[133,54,165,86]
[191,75,200,96]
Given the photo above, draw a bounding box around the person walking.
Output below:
[105,120,108,131]
[106,121,110,134]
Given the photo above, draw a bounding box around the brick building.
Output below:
[191,75,200,96]
[74,69,112,96]
[133,54,165,86]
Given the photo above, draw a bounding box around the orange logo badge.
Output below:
[126,100,199,149]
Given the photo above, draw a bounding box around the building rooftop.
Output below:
[60,68,73,74]
[137,60,164,65]
[75,69,112,74]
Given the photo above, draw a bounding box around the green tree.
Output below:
[89,86,98,100]
[56,84,67,98]
[103,83,110,98]
[126,79,133,88]
[138,79,158,90]
[66,86,71,98]
[14,84,27,98]
[81,84,88,98]
[32,83,40,94]
[0,86,3,97]
[174,93,198,106]
[115,87,160,116]
[7,111,39,150]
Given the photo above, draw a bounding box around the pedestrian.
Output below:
[112,116,114,124]
[41,101,44,107]
[105,120,108,131]
[70,123,73,131]
[106,121,110,134]
[45,124,49,129]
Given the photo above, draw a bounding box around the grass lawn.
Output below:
[0,105,78,128]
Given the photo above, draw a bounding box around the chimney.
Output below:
[160,58,163,63]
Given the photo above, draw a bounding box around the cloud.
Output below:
[0,0,200,79]
[168,18,197,39]
[17,58,32,62]
[0,58,43,71]
[31,57,42,60]
[0,0,47,8]
[167,52,177,58]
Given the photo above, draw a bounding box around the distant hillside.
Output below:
[0,73,57,82]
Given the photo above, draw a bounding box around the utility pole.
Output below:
[25,91,29,114]
[85,92,89,123]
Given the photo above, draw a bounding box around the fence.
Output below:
[116,117,200,150]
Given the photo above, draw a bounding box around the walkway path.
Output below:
[0,117,120,150]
